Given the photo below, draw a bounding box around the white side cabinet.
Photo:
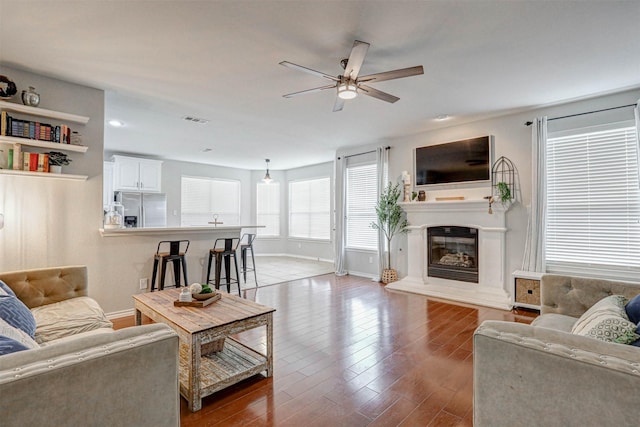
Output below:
[112,155,162,192]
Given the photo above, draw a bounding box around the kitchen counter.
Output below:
[99,225,263,237]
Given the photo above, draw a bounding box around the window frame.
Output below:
[180,175,241,226]
[545,120,640,281]
[288,176,331,241]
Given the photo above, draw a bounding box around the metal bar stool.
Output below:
[151,240,189,291]
[206,237,241,296]
[240,233,258,286]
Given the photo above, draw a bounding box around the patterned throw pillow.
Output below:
[571,295,640,345]
[0,316,38,349]
[0,280,16,297]
[0,292,36,338]
[0,334,30,355]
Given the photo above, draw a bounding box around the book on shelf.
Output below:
[37,153,49,172]
[0,110,71,144]
[7,148,13,169]
[12,143,21,170]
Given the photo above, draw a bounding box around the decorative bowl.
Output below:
[192,292,215,300]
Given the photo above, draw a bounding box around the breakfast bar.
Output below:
[96,225,263,292]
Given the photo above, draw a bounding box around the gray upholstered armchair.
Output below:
[474,274,640,427]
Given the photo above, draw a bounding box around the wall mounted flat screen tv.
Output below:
[415,136,492,186]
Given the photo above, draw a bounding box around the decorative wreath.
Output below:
[0,75,17,98]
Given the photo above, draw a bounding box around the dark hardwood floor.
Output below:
[113,274,536,426]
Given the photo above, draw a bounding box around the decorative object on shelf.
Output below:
[21,86,40,107]
[262,158,272,183]
[418,190,426,201]
[371,182,409,284]
[70,131,82,145]
[401,171,411,202]
[411,191,418,201]
[46,151,71,173]
[103,206,124,229]
[488,156,515,214]
[0,76,17,99]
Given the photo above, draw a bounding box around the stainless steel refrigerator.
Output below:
[115,191,167,228]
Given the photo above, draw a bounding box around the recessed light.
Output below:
[435,114,450,121]
[108,119,125,127]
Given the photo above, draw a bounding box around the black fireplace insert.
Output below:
[427,226,479,283]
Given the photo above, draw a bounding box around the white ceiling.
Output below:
[1,1,639,170]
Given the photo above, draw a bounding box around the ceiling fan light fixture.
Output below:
[337,81,358,100]
[263,158,272,184]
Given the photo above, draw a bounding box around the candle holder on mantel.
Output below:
[401,171,411,202]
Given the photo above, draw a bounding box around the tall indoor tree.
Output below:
[371,182,409,283]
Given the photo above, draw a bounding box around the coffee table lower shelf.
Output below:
[178,338,268,399]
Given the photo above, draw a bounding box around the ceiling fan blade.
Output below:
[358,65,424,83]
[283,84,336,98]
[343,40,370,79]
[357,84,400,103]
[279,61,339,82]
[333,97,345,112]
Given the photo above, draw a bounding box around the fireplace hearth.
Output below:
[428,226,478,283]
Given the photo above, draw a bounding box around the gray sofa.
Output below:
[474,274,640,427]
[0,266,180,427]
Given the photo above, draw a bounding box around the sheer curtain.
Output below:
[375,146,389,281]
[334,156,347,275]
[635,99,640,185]
[522,117,547,272]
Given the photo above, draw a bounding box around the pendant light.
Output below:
[263,159,272,183]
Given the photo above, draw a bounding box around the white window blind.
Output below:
[546,123,640,279]
[289,177,330,239]
[257,182,280,236]
[181,176,241,226]
[346,163,378,250]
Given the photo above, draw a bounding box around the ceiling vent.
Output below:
[182,116,210,124]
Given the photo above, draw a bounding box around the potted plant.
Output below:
[46,151,71,173]
[496,181,512,203]
[371,182,409,284]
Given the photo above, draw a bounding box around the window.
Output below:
[181,176,240,226]
[256,182,280,236]
[546,122,640,279]
[346,163,378,250]
[289,177,330,239]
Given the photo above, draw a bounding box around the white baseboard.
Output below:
[346,270,379,281]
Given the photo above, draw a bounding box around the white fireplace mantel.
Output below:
[387,199,513,310]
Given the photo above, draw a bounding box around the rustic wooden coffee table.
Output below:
[133,289,275,412]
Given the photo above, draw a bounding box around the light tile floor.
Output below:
[238,255,334,289]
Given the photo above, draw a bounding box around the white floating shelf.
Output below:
[0,136,88,153]
[0,101,90,124]
[0,169,88,181]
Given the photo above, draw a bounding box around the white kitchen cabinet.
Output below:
[112,155,162,192]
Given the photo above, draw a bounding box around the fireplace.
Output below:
[428,226,478,283]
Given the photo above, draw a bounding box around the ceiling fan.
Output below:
[280,40,424,112]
